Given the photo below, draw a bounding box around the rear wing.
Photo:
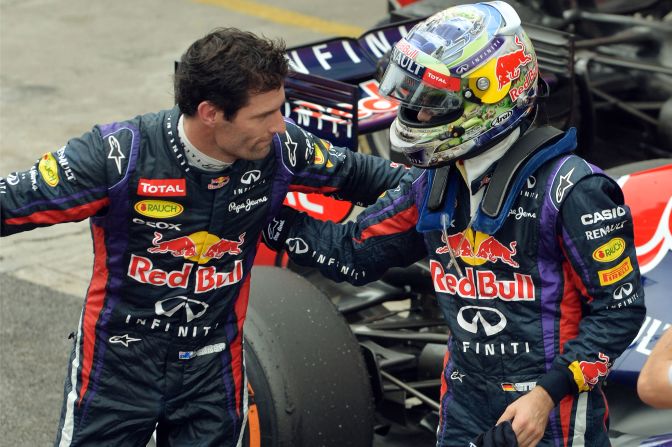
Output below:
[282,19,574,151]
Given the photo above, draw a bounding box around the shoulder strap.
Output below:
[481,126,563,218]
[471,127,577,235]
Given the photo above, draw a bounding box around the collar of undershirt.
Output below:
[178,114,231,172]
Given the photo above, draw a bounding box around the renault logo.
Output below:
[456,306,507,336]
[155,296,209,322]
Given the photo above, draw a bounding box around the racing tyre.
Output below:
[242,266,375,447]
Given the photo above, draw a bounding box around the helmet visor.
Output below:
[379,47,463,114]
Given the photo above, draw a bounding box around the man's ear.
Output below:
[196,101,220,127]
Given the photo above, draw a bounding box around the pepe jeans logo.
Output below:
[228,196,268,214]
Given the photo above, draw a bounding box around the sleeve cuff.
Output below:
[537,366,578,406]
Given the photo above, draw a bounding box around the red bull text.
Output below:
[431,261,535,300]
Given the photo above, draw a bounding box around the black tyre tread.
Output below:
[244,266,375,447]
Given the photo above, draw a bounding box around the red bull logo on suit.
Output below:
[435,229,519,268]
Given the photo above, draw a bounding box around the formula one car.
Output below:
[242,1,672,445]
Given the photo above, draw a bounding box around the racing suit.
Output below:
[273,129,646,446]
[0,106,405,446]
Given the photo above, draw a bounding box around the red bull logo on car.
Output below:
[570,352,610,392]
[147,231,245,265]
[436,229,519,268]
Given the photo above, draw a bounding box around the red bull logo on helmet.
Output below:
[495,35,532,90]
[436,229,519,268]
[147,231,245,265]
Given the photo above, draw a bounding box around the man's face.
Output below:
[214,86,287,162]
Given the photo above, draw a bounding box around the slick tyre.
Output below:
[242,266,374,447]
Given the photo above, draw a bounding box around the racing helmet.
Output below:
[379,1,539,167]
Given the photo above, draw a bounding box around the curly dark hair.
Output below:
[175,28,288,118]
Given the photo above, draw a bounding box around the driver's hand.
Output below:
[496,386,554,447]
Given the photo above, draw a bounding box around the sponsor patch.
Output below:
[569,353,610,392]
[38,153,59,187]
[137,178,186,197]
[501,382,535,392]
[598,257,633,286]
[592,237,625,262]
[208,176,229,190]
[134,200,184,218]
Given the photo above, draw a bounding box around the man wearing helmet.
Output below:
[263,2,645,446]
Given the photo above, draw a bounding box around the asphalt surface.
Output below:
[0,0,439,445]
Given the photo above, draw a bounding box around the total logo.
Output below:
[436,229,519,268]
[431,262,535,300]
[137,178,186,197]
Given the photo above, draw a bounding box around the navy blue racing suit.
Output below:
[0,106,405,446]
[274,130,646,446]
